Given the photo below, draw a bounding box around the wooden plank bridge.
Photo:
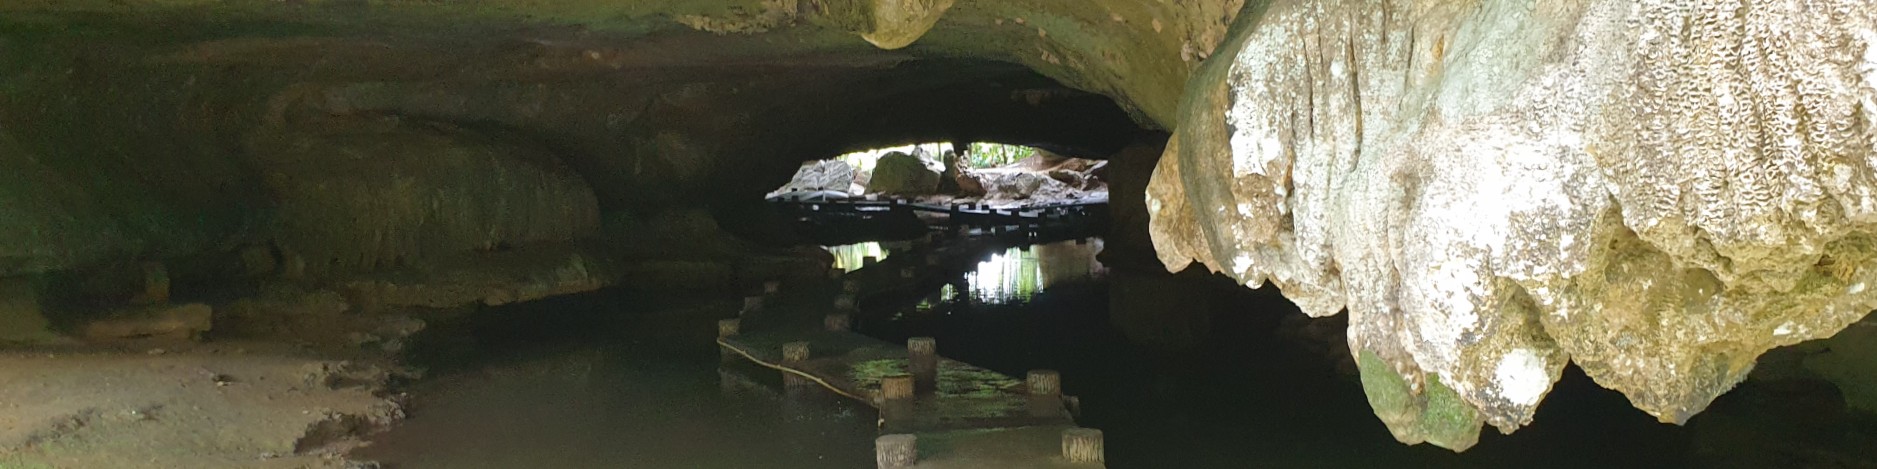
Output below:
[768,195,1109,229]
[715,233,1106,468]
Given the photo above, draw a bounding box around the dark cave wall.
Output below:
[0,12,1159,283]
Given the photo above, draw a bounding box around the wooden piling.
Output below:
[139,261,170,304]
[876,434,917,468]
[1027,370,1061,397]
[783,341,811,363]
[881,374,915,401]
[742,296,764,314]
[718,319,741,363]
[782,341,813,388]
[899,267,915,279]
[835,294,857,310]
[908,337,937,392]
[844,279,862,293]
[1061,428,1103,463]
[824,314,851,332]
[763,280,781,294]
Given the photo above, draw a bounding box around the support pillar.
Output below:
[876,434,917,468]
[1027,369,1061,397]
[717,319,740,363]
[824,314,851,332]
[908,337,937,393]
[782,341,812,388]
[1061,428,1103,464]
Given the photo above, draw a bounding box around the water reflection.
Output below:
[964,238,1106,303]
[824,241,887,272]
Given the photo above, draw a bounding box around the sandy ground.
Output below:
[0,341,402,469]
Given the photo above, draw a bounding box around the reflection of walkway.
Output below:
[721,235,1106,468]
[965,239,1106,303]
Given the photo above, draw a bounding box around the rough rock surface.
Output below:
[967,170,1086,202]
[1147,0,1877,450]
[771,159,858,196]
[867,151,942,195]
[0,345,403,469]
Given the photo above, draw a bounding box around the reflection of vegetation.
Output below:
[824,242,887,272]
[851,358,908,388]
[915,283,959,312]
[964,239,1104,303]
[835,143,951,175]
[966,142,1036,168]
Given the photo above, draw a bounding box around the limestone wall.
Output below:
[1148,0,1877,450]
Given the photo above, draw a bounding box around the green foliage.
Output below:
[965,143,1035,168]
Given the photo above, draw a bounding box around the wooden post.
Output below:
[824,314,850,332]
[843,279,862,293]
[908,337,937,393]
[139,261,170,304]
[782,341,813,388]
[835,294,857,311]
[742,296,764,315]
[876,434,917,468]
[717,319,740,363]
[783,341,811,363]
[881,374,915,402]
[1061,428,1104,463]
[763,280,781,294]
[1027,370,1061,397]
[924,253,939,266]
[899,267,915,279]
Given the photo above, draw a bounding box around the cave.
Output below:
[3,1,1877,468]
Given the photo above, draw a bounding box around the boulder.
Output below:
[970,170,1084,201]
[771,159,856,195]
[867,151,940,195]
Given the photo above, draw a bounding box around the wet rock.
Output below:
[81,303,212,342]
[969,170,1085,202]
[867,151,941,195]
[1148,0,1877,450]
[339,247,613,309]
[219,285,351,338]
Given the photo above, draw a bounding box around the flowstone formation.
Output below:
[1148,0,1877,451]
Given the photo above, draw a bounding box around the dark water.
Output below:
[359,237,1877,468]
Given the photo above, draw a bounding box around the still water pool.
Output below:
[358,238,1876,468]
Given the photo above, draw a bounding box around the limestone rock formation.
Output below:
[1147,0,1877,450]
[771,160,858,197]
[6,0,1876,455]
[868,151,942,195]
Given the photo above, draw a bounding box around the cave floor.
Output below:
[0,341,400,469]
